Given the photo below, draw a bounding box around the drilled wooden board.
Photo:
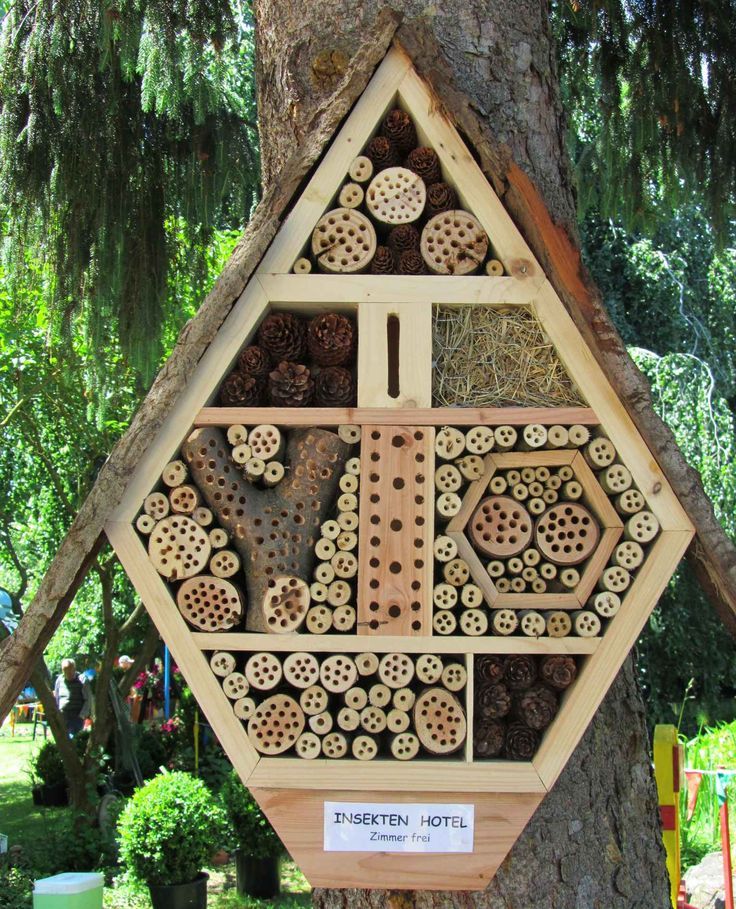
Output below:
[250,787,544,890]
[357,426,434,635]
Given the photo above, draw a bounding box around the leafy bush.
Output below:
[0,865,34,909]
[117,771,227,885]
[220,771,282,859]
[31,740,66,788]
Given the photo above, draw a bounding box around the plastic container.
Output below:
[33,872,104,909]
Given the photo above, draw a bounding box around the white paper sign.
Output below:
[323,801,474,853]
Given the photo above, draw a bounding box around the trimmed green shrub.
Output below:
[31,741,65,788]
[117,771,227,885]
[220,771,282,859]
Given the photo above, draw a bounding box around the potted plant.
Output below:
[221,771,283,898]
[117,771,227,909]
[30,740,68,806]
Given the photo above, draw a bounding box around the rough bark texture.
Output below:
[252,2,672,905]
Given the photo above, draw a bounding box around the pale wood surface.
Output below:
[465,652,474,763]
[571,451,623,530]
[575,526,623,606]
[250,787,544,890]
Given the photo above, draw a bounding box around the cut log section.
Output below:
[433,535,458,562]
[391,731,420,760]
[355,652,379,676]
[222,671,249,700]
[415,654,443,684]
[368,683,392,707]
[345,687,368,710]
[625,510,660,543]
[352,734,378,760]
[435,426,465,460]
[305,605,332,633]
[332,604,356,631]
[162,460,188,487]
[393,687,415,711]
[209,528,229,549]
[420,210,489,275]
[245,652,283,691]
[300,684,328,716]
[589,591,621,618]
[365,167,426,224]
[413,687,467,755]
[338,182,364,209]
[176,575,242,631]
[309,711,334,735]
[441,662,467,691]
[535,503,600,565]
[248,425,282,461]
[378,653,415,689]
[311,208,377,273]
[210,651,236,677]
[295,731,321,759]
[192,506,213,526]
[320,654,358,692]
[233,697,256,720]
[135,514,156,534]
[248,694,305,755]
[263,576,310,633]
[492,609,519,635]
[573,611,602,637]
[584,437,617,468]
[433,610,457,634]
[283,652,320,688]
[387,708,410,733]
[210,550,241,579]
[459,608,488,636]
[337,706,361,731]
[360,705,387,733]
[348,155,373,183]
[456,455,484,480]
[292,257,312,275]
[169,484,199,514]
[469,496,533,557]
[323,732,348,758]
[144,492,170,520]
[465,426,495,454]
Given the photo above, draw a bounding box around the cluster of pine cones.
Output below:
[219,312,357,407]
[364,108,459,276]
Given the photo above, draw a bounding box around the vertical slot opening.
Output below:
[387,313,400,399]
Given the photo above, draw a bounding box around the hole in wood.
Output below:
[387,314,400,399]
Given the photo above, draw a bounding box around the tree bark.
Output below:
[252,2,671,905]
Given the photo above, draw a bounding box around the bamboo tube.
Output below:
[338,424,361,444]
[192,506,214,526]
[339,473,359,494]
[336,510,359,531]
[209,527,229,548]
[345,686,368,710]
[337,492,358,512]
[369,683,392,707]
[546,474,562,490]
[531,577,547,593]
[561,480,582,500]
[232,443,253,465]
[210,651,236,677]
[435,426,466,460]
[233,697,256,721]
[170,484,200,513]
[348,155,373,183]
[442,662,467,691]
[249,425,282,460]
[386,708,410,733]
[352,734,378,760]
[465,425,495,454]
[625,510,660,543]
[263,461,285,487]
[495,577,511,593]
[433,582,458,609]
[321,519,341,540]
[487,560,505,578]
[560,567,580,589]
[507,557,524,575]
[434,535,458,562]
[506,469,521,486]
[443,558,470,586]
[416,654,443,684]
[521,566,539,582]
[345,456,361,476]
[613,541,644,570]
[545,425,569,449]
[222,671,250,700]
[521,467,536,484]
[245,457,266,481]
[327,579,351,606]
[558,465,574,482]
[461,584,483,607]
[360,706,387,734]
[488,475,507,495]
[521,424,547,450]
[485,259,504,276]
[245,653,283,691]
[540,561,557,580]
[226,424,248,445]
[568,425,590,447]
[393,687,415,711]
[332,604,356,632]
[320,654,359,692]
[391,732,420,760]
[355,652,379,676]
[339,182,364,208]
[300,685,329,716]
[435,463,463,493]
[293,257,312,275]
[545,610,572,637]
[527,481,544,498]
[519,610,546,637]
[492,609,518,635]
[542,488,559,505]
[305,605,332,634]
[162,460,188,487]
[573,611,601,637]
[331,550,358,578]
[136,513,156,534]
[434,610,457,635]
[309,581,328,602]
[584,437,616,469]
[322,732,348,759]
[436,492,462,518]
[210,550,241,579]
[315,537,336,561]
[510,577,525,592]
[600,463,632,495]
[598,566,631,593]
[494,425,517,451]
[314,561,335,584]
[522,548,541,566]
[295,731,321,759]
[459,608,488,635]
[144,492,169,519]
[589,590,622,618]
[309,711,334,735]
[457,454,484,481]
[283,652,320,688]
[616,489,646,515]
[511,482,529,502]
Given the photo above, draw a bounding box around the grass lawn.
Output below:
[0,727,311,908]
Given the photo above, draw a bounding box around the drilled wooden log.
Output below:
[305,605,332,633]
[323,732,349,758]
[283,651,320,688]
[435,426,465,459]
[299,684,328,716]
[416,654,443,684]
[368,683,392,707]
[169,484,200,513]
[360,705,387,733]
[210,651,236,677]
[295,731,321,759]
[182,426,349,631]
[144,492,169,519]
[332,604,356,631]
[457,454,484,480]
[293,257,312,274]
[573,611,602,637]
[311,208,377,273]
[338,706,361,731]
[492,608,519,635]
[348,155,373,183]
[545,610,572,637]
[441,662,467,691]
[233,696,256,721]
[338,182,364,208]
[414,687,467,754]
[465,425,495,454]
[345,686,368,710]
[162,460,188,487]
[222,671,249,700]
[177,576,243,631]
[320,654,358,692]
[366,167,426,224]
[433,609,456,634]
[352,734,378,760]
[391,731,420,760]
[459,608,488,635]
[309,710,334,735]
[135,513,156,534]
[378,652,415,688]
[589,590,622,618]
[248,694,305,755]
[421,210,488,275]
[245,652,283,690]
[386,708,410,733]
[210,549,241,578]
[494,425,518,451]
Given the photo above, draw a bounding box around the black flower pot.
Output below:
[148,871,208,909]
[235,851,280,898]
[32,782,68,806]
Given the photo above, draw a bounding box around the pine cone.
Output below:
[426,182,458,216]
[405,146,441,184]
[387,224,420,255]
[237,345,271,379]
[398,249,427,275]
[474,719,506,759]
[504,655,538,691]
[218,371,263,406]
[381,109,417,155]
[369,245,395,275]
[476,655,507,685]
[365,135,399,171]
[539,655,578,691]
[515,685,558,731]
[307,313,355,366]
[476,681,511,719]
[268,361,314,407]
[504,722,539,761]
[314,366,356,407]
[257,313,306,363]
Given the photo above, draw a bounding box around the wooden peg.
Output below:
[263,575,310,633]
[135,513,156,534]
[292,257,312,274]
[338,182,364,208]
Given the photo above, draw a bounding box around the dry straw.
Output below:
[432,306,586,408]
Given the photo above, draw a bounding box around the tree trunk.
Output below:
[251,2,671,905]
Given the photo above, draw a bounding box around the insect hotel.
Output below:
[107,44,694,890]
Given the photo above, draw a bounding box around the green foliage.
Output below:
[117,771,227,885]
[30,740,66,788]
[0,865,34,909]
[220,772,282,859]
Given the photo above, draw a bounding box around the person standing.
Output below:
[53,658,92,735]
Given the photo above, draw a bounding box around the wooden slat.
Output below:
[533,530,692,788]
[256,48,411,275]
[105,522,260,781]
[574,526,623,606]
[189,632,601,655]
[490,451,576,468]
[571,451,623,530]
[465,652,474,764]
[495,592,580,609]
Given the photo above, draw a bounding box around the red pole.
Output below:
[720,767,734,909]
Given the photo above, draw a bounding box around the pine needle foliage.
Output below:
[0,0,259,380]
[553,0,736,242]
